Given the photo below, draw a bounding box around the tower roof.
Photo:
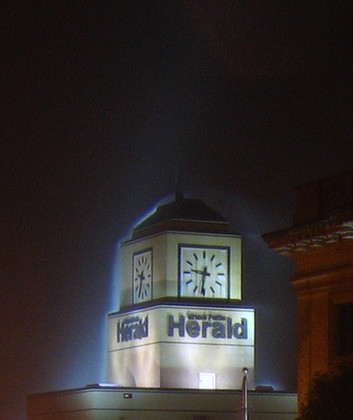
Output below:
[132,194,231,239]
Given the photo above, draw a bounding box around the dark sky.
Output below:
[2,2,353,418]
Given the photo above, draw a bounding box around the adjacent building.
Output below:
[264,170,353,410]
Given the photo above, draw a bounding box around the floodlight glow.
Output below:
[98,382,120,387]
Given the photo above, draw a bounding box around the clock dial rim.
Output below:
[178,245,230,299]
[132,248,153,304]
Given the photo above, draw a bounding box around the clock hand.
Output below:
[190,267,210,296]
[200,266,210,296]
[190,268,211,276]
[138,271,145,297]
[200,274,206,295]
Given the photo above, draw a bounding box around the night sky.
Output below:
[2,2,353,418]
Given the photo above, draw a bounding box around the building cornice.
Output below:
[263,209,353,255]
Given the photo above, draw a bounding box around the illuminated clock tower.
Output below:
[107,194,255,389]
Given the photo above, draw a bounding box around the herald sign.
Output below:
[112,305,254,348]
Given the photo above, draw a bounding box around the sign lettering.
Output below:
[168,313,248,339]
[117,315,149,342]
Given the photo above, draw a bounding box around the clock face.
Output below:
[133,249,152,303]
[179,246,230,298]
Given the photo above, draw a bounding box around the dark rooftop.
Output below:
[132,193,231,239]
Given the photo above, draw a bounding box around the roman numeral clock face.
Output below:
[179,246,230,298]
[133,250,152,303]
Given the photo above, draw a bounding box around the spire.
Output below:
[175,188,184,202]
[174,146,185,203]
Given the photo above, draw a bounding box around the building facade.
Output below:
[27,386,297,419]
[264,170,353,410]
[27,194,298,419]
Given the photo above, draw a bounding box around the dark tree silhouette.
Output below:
[299,362,353,420]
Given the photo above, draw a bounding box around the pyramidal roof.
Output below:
[132,193,231,239]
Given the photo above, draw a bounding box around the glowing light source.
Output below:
[199,372,216,389]
[97,382,120,387]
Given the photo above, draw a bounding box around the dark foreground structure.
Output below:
[27,385,297,419]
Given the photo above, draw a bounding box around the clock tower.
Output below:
[107,194,255,389]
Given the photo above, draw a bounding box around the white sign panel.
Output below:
[109,305,254,350]
[108,304,255,389]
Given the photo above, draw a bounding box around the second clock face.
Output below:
[179,246,230,298]
[133,249,152,303]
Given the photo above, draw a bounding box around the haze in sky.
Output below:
[2,2,353,418]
